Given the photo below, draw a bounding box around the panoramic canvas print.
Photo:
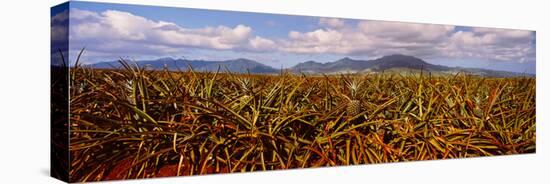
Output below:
[51,1,536,182]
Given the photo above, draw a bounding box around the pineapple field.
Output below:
[67,60,536,182]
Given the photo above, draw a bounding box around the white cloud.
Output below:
[282,18,534,63]
[357,21,454,42]
[51,9,69,23]
[68,8,276,60]
[319,18,345,28]
[51,10,69,42]
[443,28,535,62]
[64,8,535,64]
[248,36,277,51]
[282,20,456,58]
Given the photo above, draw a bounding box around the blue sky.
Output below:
[52,1,536,74]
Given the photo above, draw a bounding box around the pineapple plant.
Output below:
[466,98,484,118]
[232,77,254,110]
[345,78,364,117]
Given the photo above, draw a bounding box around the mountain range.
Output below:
[92,57,278,74]
[90,54,532,77]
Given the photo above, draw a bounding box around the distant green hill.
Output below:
[90,54,533,77]
[291,54,532,77]
[91,57,278,74]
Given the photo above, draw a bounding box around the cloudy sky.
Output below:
[52,1,536,74]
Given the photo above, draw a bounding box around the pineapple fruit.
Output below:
[347,99,362,117]
[346,79,364,117]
